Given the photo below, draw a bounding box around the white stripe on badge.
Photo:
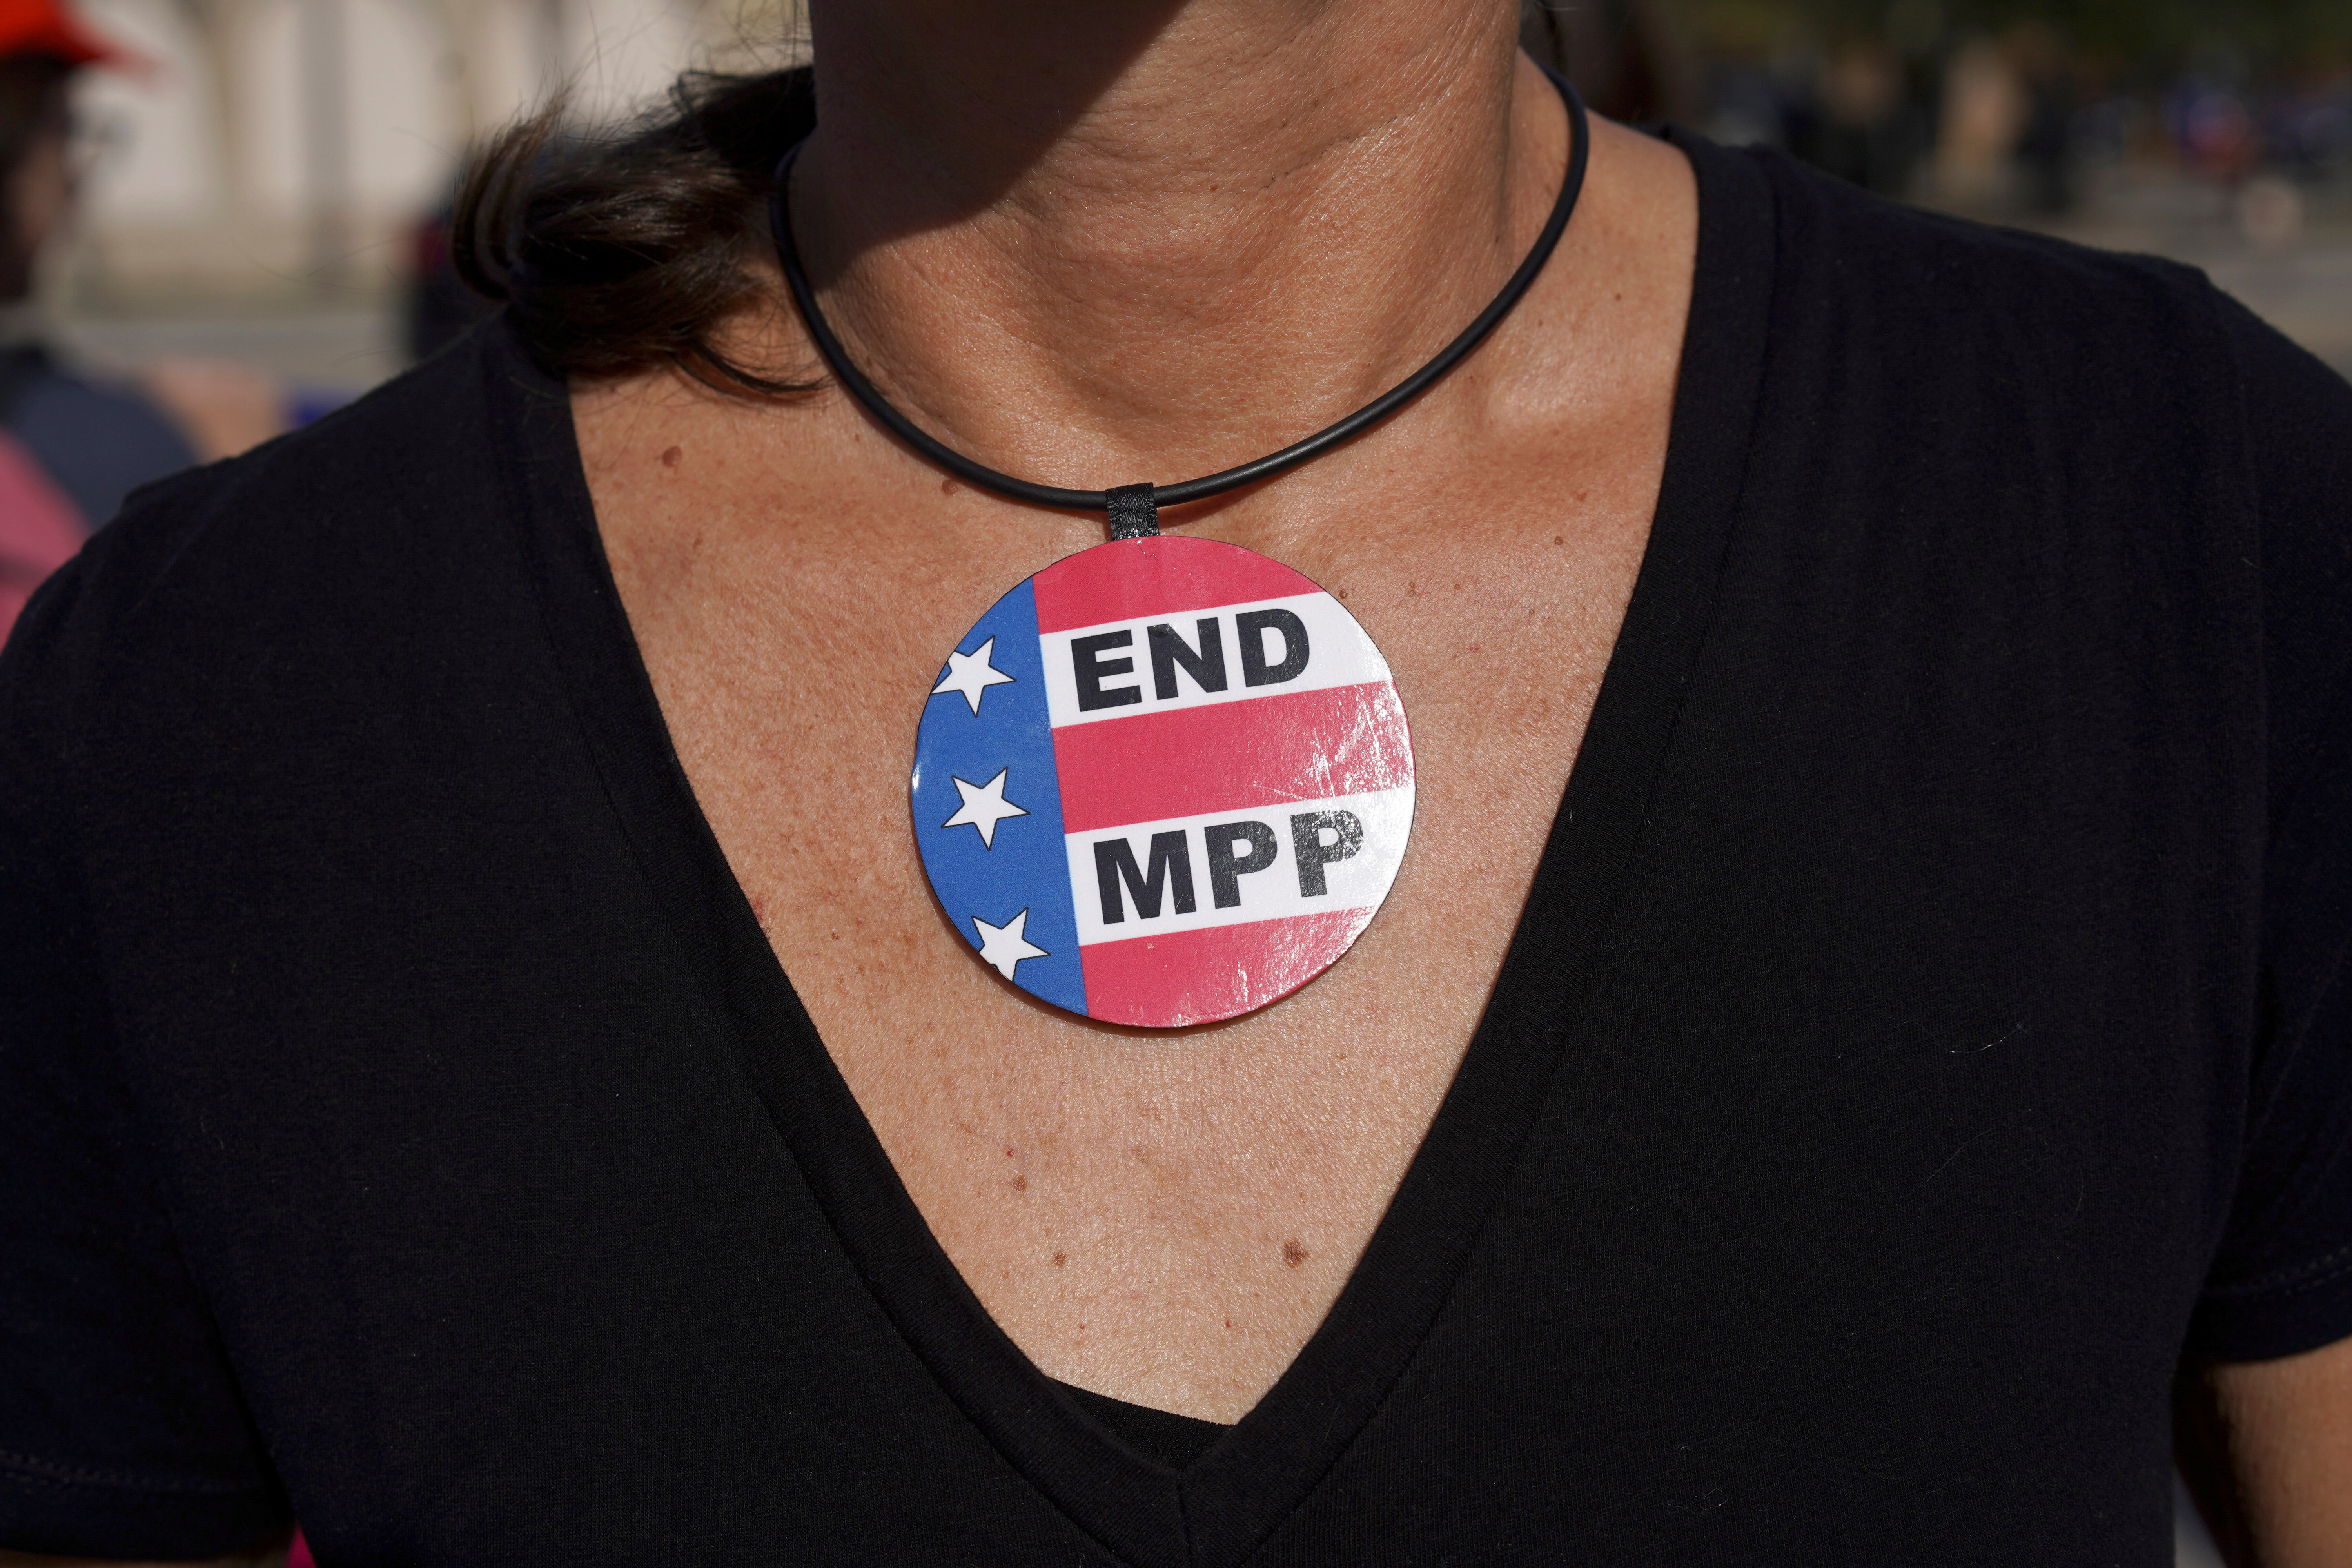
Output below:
[1039,592,1394,730]
[1064,786,1415,946]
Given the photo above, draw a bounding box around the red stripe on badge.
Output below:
[1078,909,1373,1028]
[1032,535,1321,634]
[1051,681,1414,834]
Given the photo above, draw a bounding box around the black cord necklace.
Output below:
[793,71,1593,1029]
[769,71,1590,539]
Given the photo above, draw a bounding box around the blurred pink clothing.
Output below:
[0,426,81,642]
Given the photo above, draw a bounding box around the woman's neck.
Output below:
[789,0,1564,491]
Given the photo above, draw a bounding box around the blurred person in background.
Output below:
[0,0,195,548]
[0,0,306,641]
[2006,20,2076,214]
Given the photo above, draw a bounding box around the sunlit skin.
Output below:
[2183,1343,2352,1565]
[581,1,1686,1424]
[8,3,2345,1564]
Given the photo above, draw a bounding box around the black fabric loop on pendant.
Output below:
[769,69,1591,534]
[1106,483,1160,540]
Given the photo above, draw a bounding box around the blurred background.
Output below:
[2,0,809,619]
[40,0,2352,409]
[1522,0,2352,377]
[42,0,798,405]
[0,5,2326,1552]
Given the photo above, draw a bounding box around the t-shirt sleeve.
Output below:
[2184,294,2352,1364]
[0,566,292,1556]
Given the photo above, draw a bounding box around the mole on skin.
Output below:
[1282,1239,1310,1268]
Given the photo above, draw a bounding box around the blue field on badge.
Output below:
[909,579,1088,1015]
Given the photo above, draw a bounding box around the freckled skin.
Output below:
[579,85,1693,1421]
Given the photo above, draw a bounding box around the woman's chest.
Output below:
[615,507,1627,1067]
[580,392,1657,1412]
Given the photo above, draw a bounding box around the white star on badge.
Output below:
[932,637,1017,715]
[972,908,1048,981]
[942,768,1029,848]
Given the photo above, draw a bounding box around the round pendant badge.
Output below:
[912,535,1415,1027]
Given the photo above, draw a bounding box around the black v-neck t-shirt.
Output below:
[5,134,2352,1566]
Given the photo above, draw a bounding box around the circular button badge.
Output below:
[911,534,1416,1028]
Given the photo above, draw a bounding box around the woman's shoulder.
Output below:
[1690,135,2345,557]
[0,321,559,761]
[98,323,534,602]
[1700,138,2352,810]
[1702,135,2239,379]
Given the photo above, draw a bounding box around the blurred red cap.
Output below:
[0,0,127,68]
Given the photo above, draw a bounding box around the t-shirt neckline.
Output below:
[492,127,1776,1568]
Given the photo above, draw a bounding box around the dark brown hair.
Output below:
[453,65,817,394]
